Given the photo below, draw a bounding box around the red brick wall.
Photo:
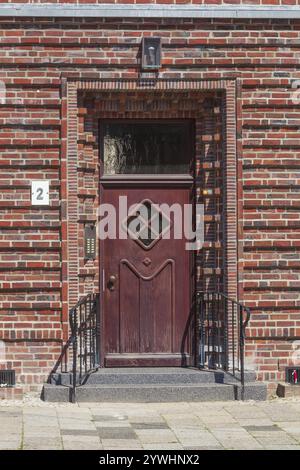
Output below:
[0,14,299,394]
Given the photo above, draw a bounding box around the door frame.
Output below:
[99,118,196,367]
[61,78,238,362]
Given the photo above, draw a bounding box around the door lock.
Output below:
[108,275,117,291]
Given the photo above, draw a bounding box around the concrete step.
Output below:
[232,370,257,382]
[43,367,267,402]
[43,382,235,402]
[85,367,225,385]
[42,381,267,403]
[49,368,257,386]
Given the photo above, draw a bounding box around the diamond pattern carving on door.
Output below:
[124,199,170,250]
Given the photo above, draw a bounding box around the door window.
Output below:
[101,120,192,175]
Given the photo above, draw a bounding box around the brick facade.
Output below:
[0,6,300,396]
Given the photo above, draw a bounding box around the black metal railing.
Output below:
[197,291,251,400]
[69,293,100,402]
[49,292,100,402]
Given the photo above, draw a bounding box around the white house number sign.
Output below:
[31,181,50,206]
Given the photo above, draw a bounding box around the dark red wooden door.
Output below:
[101,185,192,367]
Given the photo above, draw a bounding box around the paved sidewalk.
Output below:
[1,398,300,450]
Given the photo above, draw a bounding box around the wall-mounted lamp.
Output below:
[141,37,161,70]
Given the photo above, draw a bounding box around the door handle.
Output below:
[108,274,117,291]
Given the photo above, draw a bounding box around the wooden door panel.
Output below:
[119,262,140,353]
[150,261,173,353]
[102,186,192,367]
[119,260,174,354]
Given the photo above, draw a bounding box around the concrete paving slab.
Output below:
[144,443,184,450]
[101,439,142,449]
[22,437,62,450]
[1,397,300,450]
[135,428,178,444]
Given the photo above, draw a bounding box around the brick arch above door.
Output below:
[60,77,238,343]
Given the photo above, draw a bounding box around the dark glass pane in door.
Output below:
[101,121,192,175]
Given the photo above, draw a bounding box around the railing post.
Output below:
[239,306,245,401]
[96,293,100,366]
[71,307,77,403]
[239,305,251,401]
[197,292,205,368]
[223,295,228,372]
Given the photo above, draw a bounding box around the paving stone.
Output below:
[57,412,92,420]
[208,425,247,433]
[224,407,267,419]
[63,441,103,450]
[168,424,207,432]
[263,445,300,450]
[0,433,22,441]
[98,427,137,439]
[0,427,22,435]
[222,442,263,450]
[62,434,101,442]
[184,445,223,450]
[58,415,93,421]
[23,437,63,450]
[0,437,22,450]
[62,435,102,450]
[23,417,58,425]
[143,443,184,450]
[178,438,219,447]
[237,418,275,427]
[276,424,300,441]
[244,425,279,432]
[200,414,237,424]
[266,413,300,422]
[61,429,100,436]
[143,403,192,413]
[129,415,165,424]
[174,428,215,438]
[175,430,220,447]
[0,416,22,422]
[132,422,169,429]
[190,404,227,414]
[210,428,261,448]
[102,439,142,449]
[135,428,178,444]
[0,410,22,417]
[95,421,131,428]
[92,414,128,422]
[24,432,61,440]
[58,422,97,431]
[257,404,300,422]
[24,445,62,450]
[0,442,21,450]
[23,427,60,434]
[255,435,298,445]
[276,422,300,431]
[162,413,201,424]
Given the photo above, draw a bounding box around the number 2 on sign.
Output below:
[31,181,49,206]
